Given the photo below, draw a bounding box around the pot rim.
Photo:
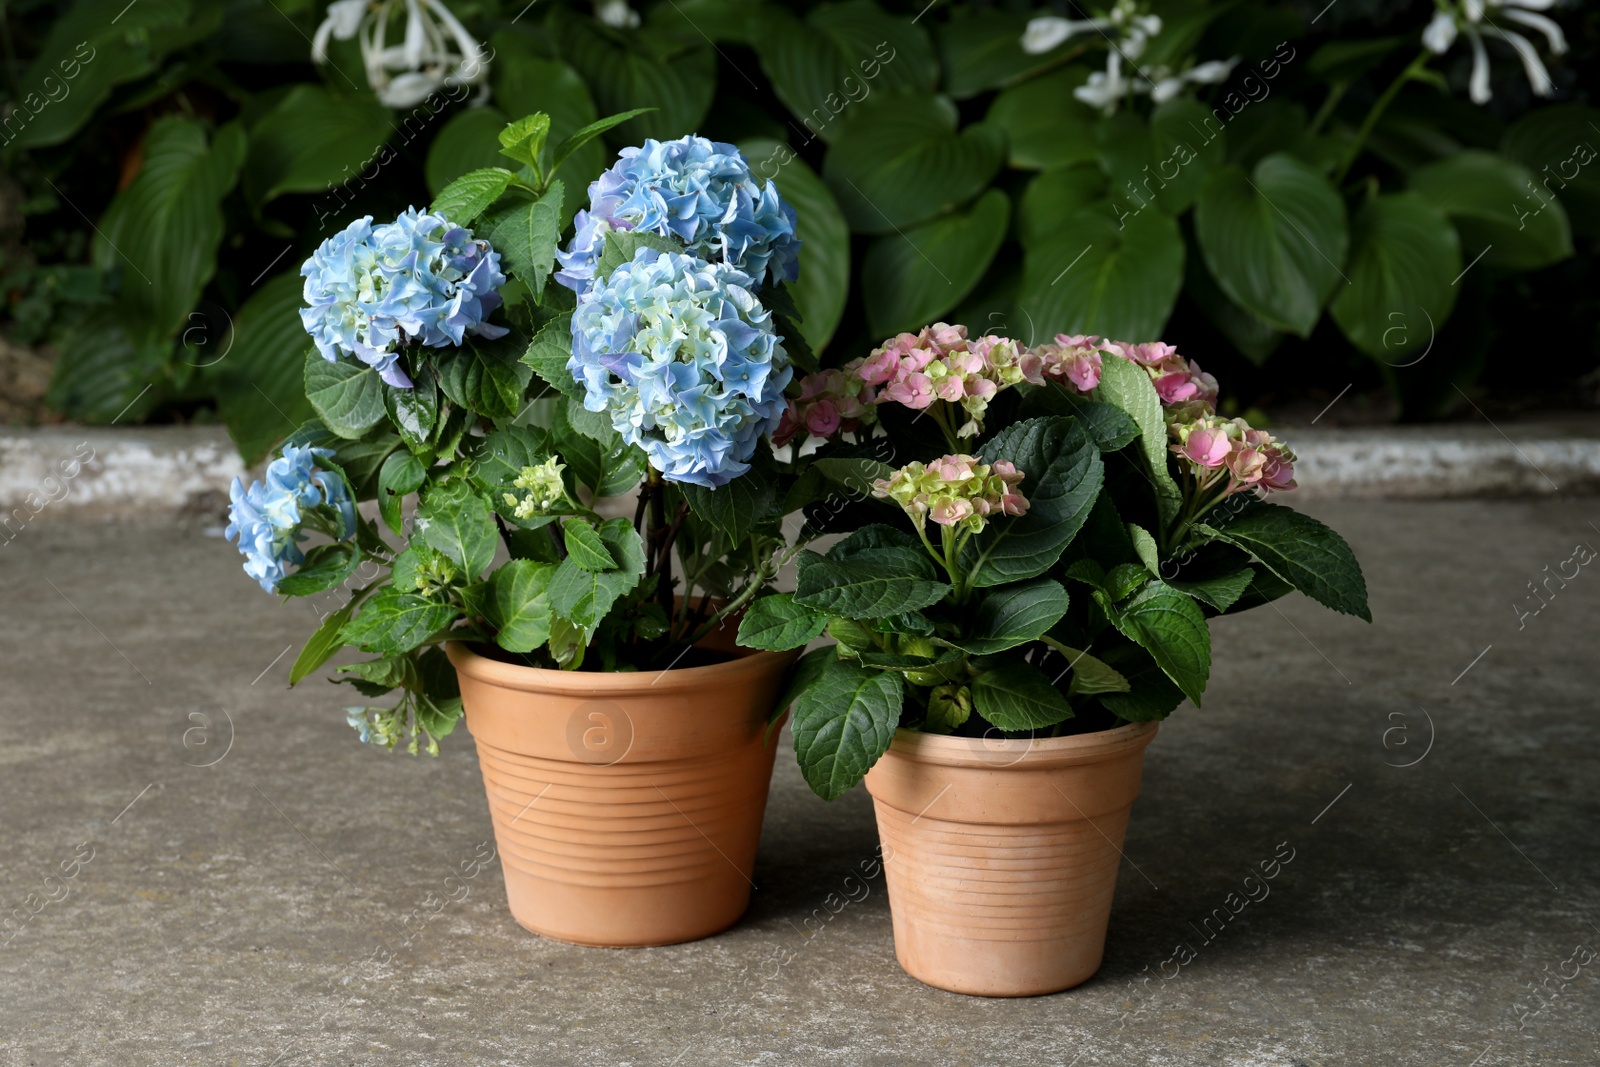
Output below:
[882,720,1159,770]
[445,639,796,696]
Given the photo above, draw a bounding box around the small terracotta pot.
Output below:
[864,721,1159,996]
[447,639,796,947]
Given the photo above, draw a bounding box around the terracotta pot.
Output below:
[863,721,1159,996]
[446,640,796,947]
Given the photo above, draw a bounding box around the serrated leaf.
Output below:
[304,352,386,440]
[562,518,618,571]
[419,482,498,581]
[341,593,458,655]
[962,416,1103,587]
[276,541,362,597]
[548,108,656,174]
[487,559,556,653]
[431,167,516,224]
[595,229,683,282]
[434,332,533,420]
[972,660,1074,731]
[1171,567,1256,613]
[793,548,952,618]
[497,113,550,171]
[1054,646,1130,697]
[521,312,582,400]
[791,659,904,800]
[1105,581,1211,706]
[940,579,1068,655]
[547,518,646,629]
[378,450,426,536]
[679,457,780,545]
[738,594,829,652]
[1095,352,1182,527]
[491,185,563,302]
[1196,502,1371,620]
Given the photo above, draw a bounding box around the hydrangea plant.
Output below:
[225,110,824,755]
[739,324,1370,800]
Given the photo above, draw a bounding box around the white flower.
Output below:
[1423,0,1568,105]
[1022,0,1161,56]
[312,0,490,109]
[594,0,640,29]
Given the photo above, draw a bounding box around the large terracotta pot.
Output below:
[863,721,1159,996]
[446,640,796,947]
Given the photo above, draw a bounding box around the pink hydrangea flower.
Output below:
[1178,425,1232,468]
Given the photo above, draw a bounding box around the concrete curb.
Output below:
[3,421,1599,522]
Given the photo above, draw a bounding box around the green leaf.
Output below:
[1194,153,1349,336]
[773,645,836,728]
[555,11,713,145]
[793,548,952,618]
[940,579,1068,655]
[435,333,533,421]
[1171,567,1256,613]
[419,482,498,581]
[987,69,1099,171]
[243,85,390,204]
[562,518,618,571]
[290,603,356,686]
[487,559,556,653]
[1097,644,1185,722]
[490,40,606,190]
[1127,523,1161,576]
[936,8,1070,99]
[378,450,426,536]
[551,402,645,497]
[823,93,1006,235]
[972,660,1074,731]
[337,655,419,694]
[431,167,517,224]
[1017,164,1111,249]
[1408,149,1572,271]
[93,115,245,344]
[383,365,438,450]
[472,424,551,486]
[1016,207,1185,343]
[1104,581,1211,706]
[739,139,851,352]
[304,352,386,440]
[277,541,362,597]
[1146,98,1229,215]
[341,593,458,656]
[547,518,647,630]
[490,184,564,302]
[211,272,316,463]
[547,108,656,174]
[756,0,936,145]
[863,188,1009,337]
[1095,352,1182,528]
[497,113,551,171]
[738,594,830,652]
[963,416,1104,588]
[521,313,583,400]
[791,659,904,800]
[9,0,218,150]
[679,457,780,545]
[425,108,513,196]
[43,313,166,424]
[827,524,921,560]
[1500,104,1600,239]
[1054,646,1130,697]
[1196,502,1371,621]
[1184,237,1284,366]
[1330,192,1461,361]
[595,229,682,283]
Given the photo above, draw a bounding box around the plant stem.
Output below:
[1334,50,1431,184]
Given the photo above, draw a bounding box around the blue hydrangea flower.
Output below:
[226,444,358,593]
[300,207,507,388]
[555,135,801,298]
[569,248,792,488]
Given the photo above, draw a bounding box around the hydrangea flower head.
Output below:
[873,454,1029,534]
[226,444,357,593]
[301,207,507,388]
[569,247,792,488]
[1169,416,1296,496]
[555,135,801,297]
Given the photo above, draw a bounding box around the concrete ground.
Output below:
[2,498,1597,1067]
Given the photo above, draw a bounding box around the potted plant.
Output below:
[741,325,1370,995]
[223,111,815,947]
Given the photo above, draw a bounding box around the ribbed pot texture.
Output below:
[446,640,796,947]
[864,721,1159,996]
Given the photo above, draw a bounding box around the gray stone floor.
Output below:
[2,499,1598,1066]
